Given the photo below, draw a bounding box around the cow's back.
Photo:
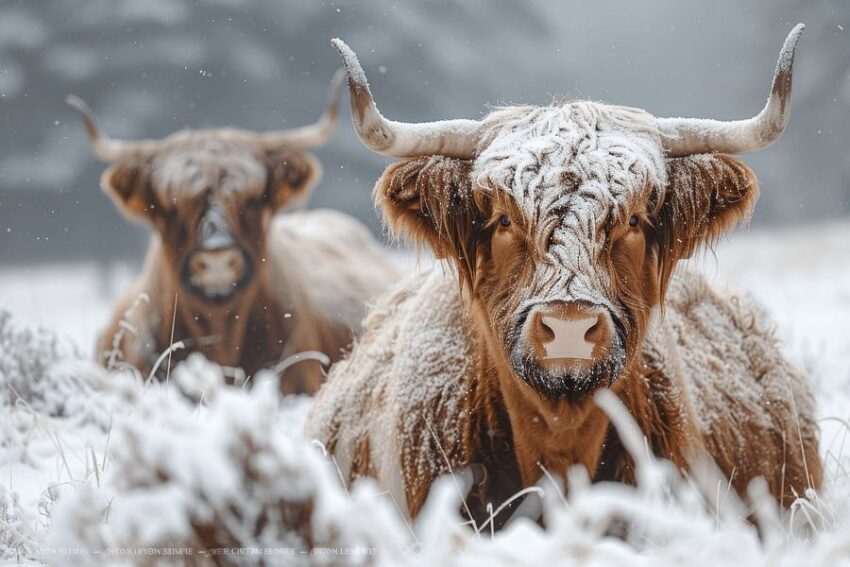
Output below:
[268,209,399,331]
[646,269,821,503]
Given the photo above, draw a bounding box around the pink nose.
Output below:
[525,301,612,369]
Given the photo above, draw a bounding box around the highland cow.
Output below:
[306,26,822,522]
[70,72,398,394]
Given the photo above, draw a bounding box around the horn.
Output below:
[656,23,804,157]
[66,95,159,162]
[331,38,480,159]
[259,68,346,150]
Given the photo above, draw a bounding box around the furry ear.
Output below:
[655,154,758,292]
[265,149,321,211]
[375,156,481,284]
[101,159,156,221]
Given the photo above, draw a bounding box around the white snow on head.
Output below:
[472,101,666,307]
[475,102,666,211]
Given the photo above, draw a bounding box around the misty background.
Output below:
[0,0,847,266]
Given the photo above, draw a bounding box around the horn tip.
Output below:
[784,23,805,57]
[65,94,101,142]
[330,38,368,90]
[775,23,805,78]
[65,94,89,112]
[330,37,347,52]
[787,22,805,45]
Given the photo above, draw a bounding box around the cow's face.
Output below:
[377,104,757,401]
[101,131,319,302]
[69,71,342,304]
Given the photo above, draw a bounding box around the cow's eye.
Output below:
[628,214,639,228]
[499,215,512,228]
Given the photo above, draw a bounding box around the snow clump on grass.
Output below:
[47,366,409,565]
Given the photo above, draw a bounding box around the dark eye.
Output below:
[499,214,512,228]
[628,214,639,228]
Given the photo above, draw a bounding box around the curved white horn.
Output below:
[66,95,159,162]
[332,38,480,159]
[657,23,804,157]
[259,68,345,150]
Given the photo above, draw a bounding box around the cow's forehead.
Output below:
[473,102,667,223]
[150,129,267,205]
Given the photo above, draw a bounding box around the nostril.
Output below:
[584,317,602,345]
[536,314,555,342]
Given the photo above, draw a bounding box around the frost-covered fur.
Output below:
[475,104,665,278]
[307,95,821,518]
[644,274,820,500]
[306,267,820,520]
[306,269,479,515]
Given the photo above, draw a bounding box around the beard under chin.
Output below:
[508,335,626,404]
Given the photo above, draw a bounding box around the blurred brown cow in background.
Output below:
[69,71,398,394]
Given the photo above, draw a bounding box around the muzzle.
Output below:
[510,300,626,402]
[182,203,253,301]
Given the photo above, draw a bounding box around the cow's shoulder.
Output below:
[643,268,821,502]
[305,265,478,513]
[646,268,816,442]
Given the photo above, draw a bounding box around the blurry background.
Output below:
[0,0,847,268]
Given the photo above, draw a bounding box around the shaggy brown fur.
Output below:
[307,132,821,520]
[308,268,820,522]
[96,130,398,393]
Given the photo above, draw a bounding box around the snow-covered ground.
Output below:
[1,222,849,565]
